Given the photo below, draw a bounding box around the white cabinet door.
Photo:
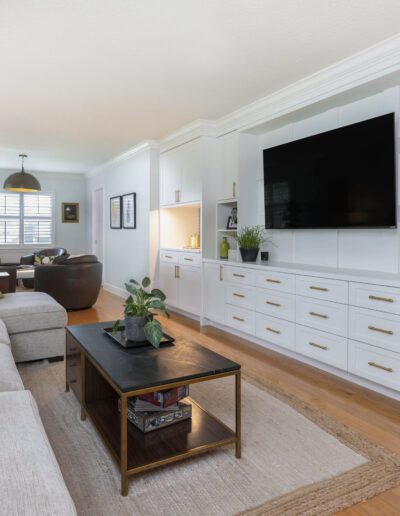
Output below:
[159,262,179,308]
[181,139,202,203]
[203,262,225,324]
[178,265,201,315]
[160,148,181,206]
[217,133,238,201]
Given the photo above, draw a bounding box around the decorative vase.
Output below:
[220,236,230,260]
[125,316,147,342]
[240,247,259,262]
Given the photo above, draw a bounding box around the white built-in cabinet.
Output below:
[159,251,201,315]
[160,140,202,206]
[217,133,239,201]
[202,262,225,324]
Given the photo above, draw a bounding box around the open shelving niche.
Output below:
[160,202,201,252]
[216,199,238,259]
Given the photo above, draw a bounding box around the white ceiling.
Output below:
[1,0,400,174]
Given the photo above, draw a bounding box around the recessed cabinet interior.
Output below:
[160,139,202,206]
[217,133,239,201]
[159,252,201,316]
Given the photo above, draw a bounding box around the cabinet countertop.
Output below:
[203,258,400,287]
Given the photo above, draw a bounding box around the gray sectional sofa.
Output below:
[0,294,77,515]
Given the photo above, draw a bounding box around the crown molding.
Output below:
[159,119,217,152]
[86,140,159,178]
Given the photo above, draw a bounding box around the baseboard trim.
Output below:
[102,282,126,299]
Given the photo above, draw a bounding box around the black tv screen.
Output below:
[263,113,396,229]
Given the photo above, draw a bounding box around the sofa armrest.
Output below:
[20,254,34,265]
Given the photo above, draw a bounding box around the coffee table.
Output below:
[65,321,241,496]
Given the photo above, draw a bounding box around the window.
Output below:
[0,192,54,247]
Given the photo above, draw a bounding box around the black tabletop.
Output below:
[66,321,240,393]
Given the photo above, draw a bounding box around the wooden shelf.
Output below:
[217,229,237,233]
[85,397,236,471]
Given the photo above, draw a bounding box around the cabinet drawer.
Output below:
[256,313,295,351]
[296,325,347,371]
[160,251,179,264]
[296,296,348,337]
[349,282,400,315]
[178,253,201,267]
[256,288,295,322]
[225,283,255,310]
[225,267,255,286]
[349,340,400,392]
[296,276,348,304]
[225,305,255,336]
[256,271,295,294]
[349,306,400,353]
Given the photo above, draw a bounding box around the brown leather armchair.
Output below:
[20,248,68,288]
[34,255,102,310]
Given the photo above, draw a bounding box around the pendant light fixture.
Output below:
[3,154,41,192]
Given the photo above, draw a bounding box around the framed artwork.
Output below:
[62,202,79,223]
[227,207,237,229]
[122,193,136,229]
[110,196,122,229]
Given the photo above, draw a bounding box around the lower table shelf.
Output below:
[85,397,236,472]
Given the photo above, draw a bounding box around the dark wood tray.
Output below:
[103,326,175,349]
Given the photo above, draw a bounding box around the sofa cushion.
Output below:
[0,390,76,515]
[0,292,67,334]
[0,319,11,346]
[0,343,24,391]
[62,254,98,265]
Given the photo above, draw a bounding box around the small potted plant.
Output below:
[234,225,273,262]
[113,277,169,348]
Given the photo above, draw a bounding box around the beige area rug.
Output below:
[18,360,400,516]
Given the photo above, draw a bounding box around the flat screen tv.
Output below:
[263,113,396,229]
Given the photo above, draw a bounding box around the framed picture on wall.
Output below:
[122,193,136,229]
[62,202,79,223]
[110,196,122,229]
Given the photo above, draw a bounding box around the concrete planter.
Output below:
[125,316,147,342]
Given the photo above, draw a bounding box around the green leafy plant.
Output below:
[234,225,272,249]
[113,277,169,348]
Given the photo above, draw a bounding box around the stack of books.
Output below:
[118,385,192,433]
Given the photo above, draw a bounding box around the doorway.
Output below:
[92,187,104,269]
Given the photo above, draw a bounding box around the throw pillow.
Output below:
[34,255,57,265]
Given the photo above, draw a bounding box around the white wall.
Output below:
[86,145,159,295]
[249,86,400,273]
[0,170,86,263]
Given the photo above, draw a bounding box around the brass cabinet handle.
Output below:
[266,327,281,334]
[309,311,328,319]
[266,301,281,307]
[219,265,223,281]
[174,265,180,279]
[368,325,393,335]
[233,293,245,298]
[369,295,394,303]
[174,190,178,203]
[309,286,329,292]
[309,341,328,350]
[233,316,244,322]
[233,181,236,198]
[233,273,245,278]
[184,257,193,261]
[368,361,393,373]
[165,255,173,259]
[266,279,281,284]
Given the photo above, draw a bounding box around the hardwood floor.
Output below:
[69,289,400,515]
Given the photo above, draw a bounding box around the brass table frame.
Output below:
[79,350,241,496]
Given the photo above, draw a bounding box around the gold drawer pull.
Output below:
[369,295,394,303]
[266,327,281,334]
[165,255,173,259]
[267,279,281,284]
[184,257,193,261]
[233,316,245,322]
[309,286,329,292]
[368,361,393,373]
[368,325,393,336]
[233,273,245,278]
[219,265,223,281]
[309,341,328,351]
[309,311,328,319]
[233,293,245,298]
[266,301,281,307]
